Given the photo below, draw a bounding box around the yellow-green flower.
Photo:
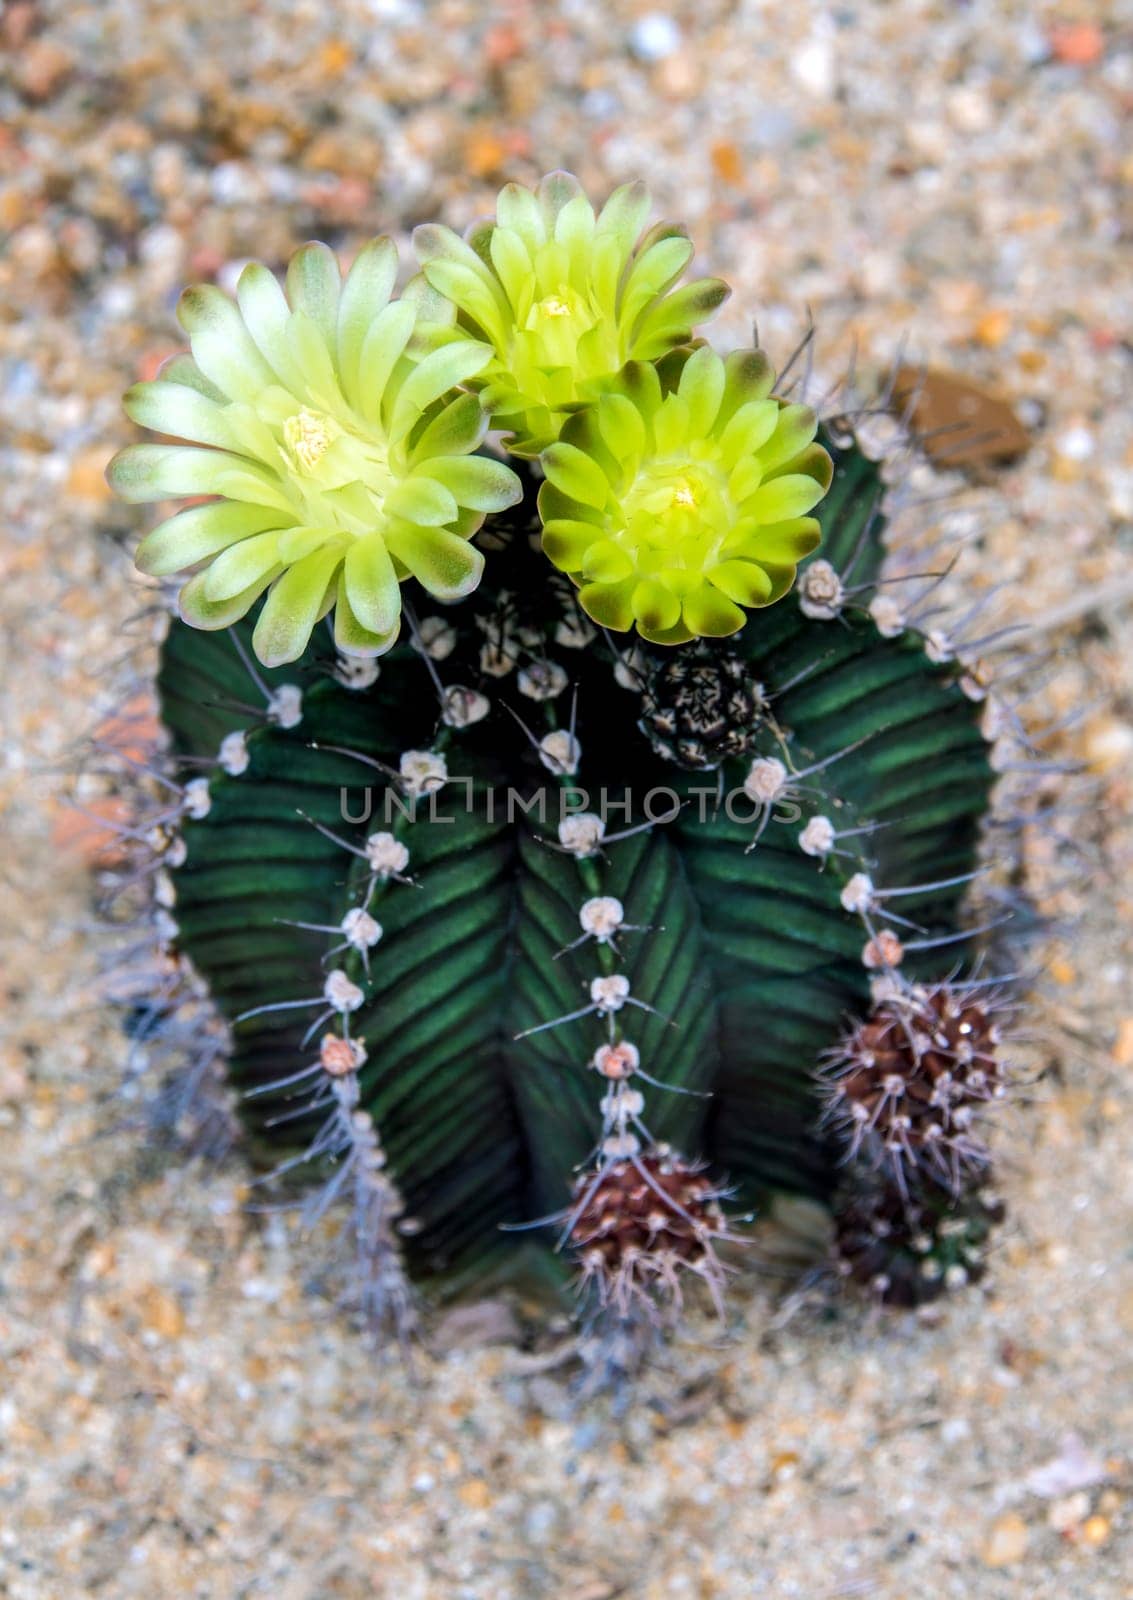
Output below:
[413,171,729,457]
[538,348,832,645]
[108,240,521,666]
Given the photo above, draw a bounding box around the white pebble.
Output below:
[629,13,682,61]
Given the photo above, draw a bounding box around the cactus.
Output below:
[103,173,1030,1365]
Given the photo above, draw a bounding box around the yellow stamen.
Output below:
[283,407,339,474]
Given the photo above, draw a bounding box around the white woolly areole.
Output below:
[840,872,876,914]
[479,639,517,677]
[798,559,845,620]
[163,835,188,869]
[364,831,409,876]
[743,756,788,805]
[613,649,645,691]
[558,812,605,856]
[538,729,581,776]
[441,685,490,728]
[868,593,905,639]
[399,749,447,796]
[324,969,364,1012]
[412,616,457,661]
[555,614,595,650]
[154,870,176,908]
[602,1131,641,1159]
[341,907,383,949]
[593,1040,640,1079]
[334,655,381,690]
[924,629,954,664]
[267,684,303,729]
[601,1085,645,1120]
[182,777,212,820]
[580,896,624,940]
[862,929,904,969]
[218,729,249,776]
[518,659,569,701]
[799,815,836,857]
[320,1034,368,1075]
[869,971,905,1005]
[591,974,630,1011]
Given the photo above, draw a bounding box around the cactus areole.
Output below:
[108,174,1018,1353]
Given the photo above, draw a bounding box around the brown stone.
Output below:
[892,366,1031,468]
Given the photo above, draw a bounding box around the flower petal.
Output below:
[752,403,819,474]
[676,346,725,436]
[235,263,303,390]
[285,240,341,354]
[343,533,401,637]
[742,473,828,522]
[389,342,493,441]
[581,539,634,584]
[384,476,460,527]
[123,380,244,452]
[409,392,487,463]
[706,558,774,608]
[415,454,522,513]
[203,529,287,601]
[596,180,651,257]
[496,182,546,252]
[177,284,275,403]
[681,585,746,638]
[179,564,281,631]
[631,578,682,632]
[334,573,401,658]
[384,525,484,601]
[541,442,610,509]
[108,442,261,503]
[578,576,636,631]
[337,237,398,406]
[135,501,286,576]
[540,518,602,572]
[252,546,345,666]
[356,301,418,424]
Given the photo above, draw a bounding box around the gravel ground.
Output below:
[2,1,1133,1596]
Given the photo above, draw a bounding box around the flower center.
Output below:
[283,406,341,475]
[613,455,736,579]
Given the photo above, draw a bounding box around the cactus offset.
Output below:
[103,172,1035,1363]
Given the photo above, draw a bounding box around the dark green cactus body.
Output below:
[156,431,994,1292]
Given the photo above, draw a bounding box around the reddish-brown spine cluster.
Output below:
[822,984,1006,1190]
[569,1149,728,1314]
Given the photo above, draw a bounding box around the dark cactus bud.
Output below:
[638,641,767,769]
[833,1171,1006,1307]
[822,984,1007,1191]
[570,1149,729,1313]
